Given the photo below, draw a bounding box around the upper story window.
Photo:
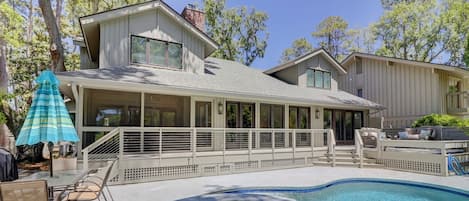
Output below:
[357,88,363,97]
[131,35,183,69]
[306,69,331,89]
[356,58,362,74]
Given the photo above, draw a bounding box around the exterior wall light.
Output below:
[315,108,320,119]
[218,102,224,115]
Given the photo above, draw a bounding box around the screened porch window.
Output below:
[84,89,141,127]
[144,94,190,127]
[131,35,182,69]
[306,69,331,89]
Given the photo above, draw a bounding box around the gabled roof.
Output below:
[342,52,469,77]
[264,48,347,75]
[79,0,218,62]
[57,58,384,110]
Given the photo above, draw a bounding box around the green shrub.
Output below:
[411,114,469,128]
[0,112,6,125]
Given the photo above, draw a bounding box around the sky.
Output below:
[164,0,384,70]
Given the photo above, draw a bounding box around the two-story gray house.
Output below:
[340,52,469,128]
[55,0,382,183]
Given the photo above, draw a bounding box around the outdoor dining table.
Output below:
[19,169,87,200]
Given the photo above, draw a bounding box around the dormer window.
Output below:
[306,69,331,89]
[131,35,183,69]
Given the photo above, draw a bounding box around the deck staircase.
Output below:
[314,146,382,168]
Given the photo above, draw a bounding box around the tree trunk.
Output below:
[0,39,12,149]
[38,0,66,72]
[55,0,62,28]
[92,0,99,13]
[27,0,33,56]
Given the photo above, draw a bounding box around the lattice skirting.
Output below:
[377,159,442,176]
[109,157,314,184]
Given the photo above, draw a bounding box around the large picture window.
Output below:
[306,69,331,89]
[131,35,182,69]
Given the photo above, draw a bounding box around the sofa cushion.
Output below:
[419,129,432,140]
[407,134,420,140]
[398,131,408,139]
[369,132,378,138]
[361,132,369,137]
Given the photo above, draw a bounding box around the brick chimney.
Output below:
[182,4,205,32]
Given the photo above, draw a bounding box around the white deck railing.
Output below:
[82,127,120,170]
[83,127,335,182]
[376,139,469,176]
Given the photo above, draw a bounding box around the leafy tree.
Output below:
[342,28,376,55]
[204,0,269,66]
[373,0,469,65]
[279,38,313,63]
[464,38,469,67]
[0,1,24,147]
[439,0,469,66]
[312,16,348,60]
[380,0,430,10]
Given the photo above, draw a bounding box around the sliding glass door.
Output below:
[324,109,363,145]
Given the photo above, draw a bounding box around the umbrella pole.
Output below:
[48,142,53,177]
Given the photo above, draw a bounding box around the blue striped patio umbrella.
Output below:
[16,70,79,176]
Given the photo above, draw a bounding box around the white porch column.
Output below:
[284,104,289,148]
[77,85,84,157]
[255,102,260,149]
[140,92,144,153]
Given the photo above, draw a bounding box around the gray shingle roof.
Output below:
[57,57,384,110]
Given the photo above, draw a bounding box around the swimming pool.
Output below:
[179,178,469,201]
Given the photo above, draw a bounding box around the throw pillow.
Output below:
[419,129,432,140]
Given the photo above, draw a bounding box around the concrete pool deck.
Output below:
[109,166,469,201]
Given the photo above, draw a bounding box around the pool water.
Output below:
[267,181,469,201]
[181,179,469,201]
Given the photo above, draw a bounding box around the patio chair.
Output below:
[0,180,48,201]
[57,161,115,201]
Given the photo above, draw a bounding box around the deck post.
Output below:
[83,150,88,170]
[192,128,197,163]
[118,128,124,184]
[292,130,296,161]
[271,130,275,161]
[223,128,226,164]
[248,130,252,161]
[311,130,314,165]
[159,129,162,164]
[441,143,448,176]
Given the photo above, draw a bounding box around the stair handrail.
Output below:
[82,127,120,170]
[355,129,364,168]
[328,129,336,167]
